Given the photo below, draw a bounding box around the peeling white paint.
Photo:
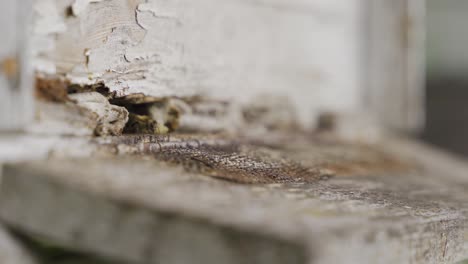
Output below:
[30,0,367,129]
[32,0,68,74]
[136,2,178,20]
[25,0,426,133]
[69,92,129,136]
[71,0,103,16]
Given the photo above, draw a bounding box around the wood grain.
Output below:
[1,134,466,263]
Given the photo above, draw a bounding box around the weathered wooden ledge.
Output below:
[0,0,455,263]
[1,134,467,264]
[0,224,36,264]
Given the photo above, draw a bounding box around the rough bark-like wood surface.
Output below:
[0,134,467,264]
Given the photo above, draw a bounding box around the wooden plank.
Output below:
[28,0,425,133]
[0,0,34,131]
[0,225,36,264]
[1,134,468,264]
[0,0,425,133]
[32,0,366,128]
[364,0,425,132]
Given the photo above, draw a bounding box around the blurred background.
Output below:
[423,0,468,157]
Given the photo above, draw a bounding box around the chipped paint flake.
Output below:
[71,0,104,16]
[137,2,179,21]
[69,92,129,136]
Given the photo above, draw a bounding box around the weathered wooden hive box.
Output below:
[2,0,425,133]
[2,1,468,264]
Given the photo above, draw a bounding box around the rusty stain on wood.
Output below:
[35,78,71,103]
[1,57,18,79]
[1,56,19,90]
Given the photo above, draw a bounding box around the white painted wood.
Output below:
[0,0,34,131]
[33,0,366,128]
[0,0,426,133]
[30,0,425,132]
[364,0,425,133]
